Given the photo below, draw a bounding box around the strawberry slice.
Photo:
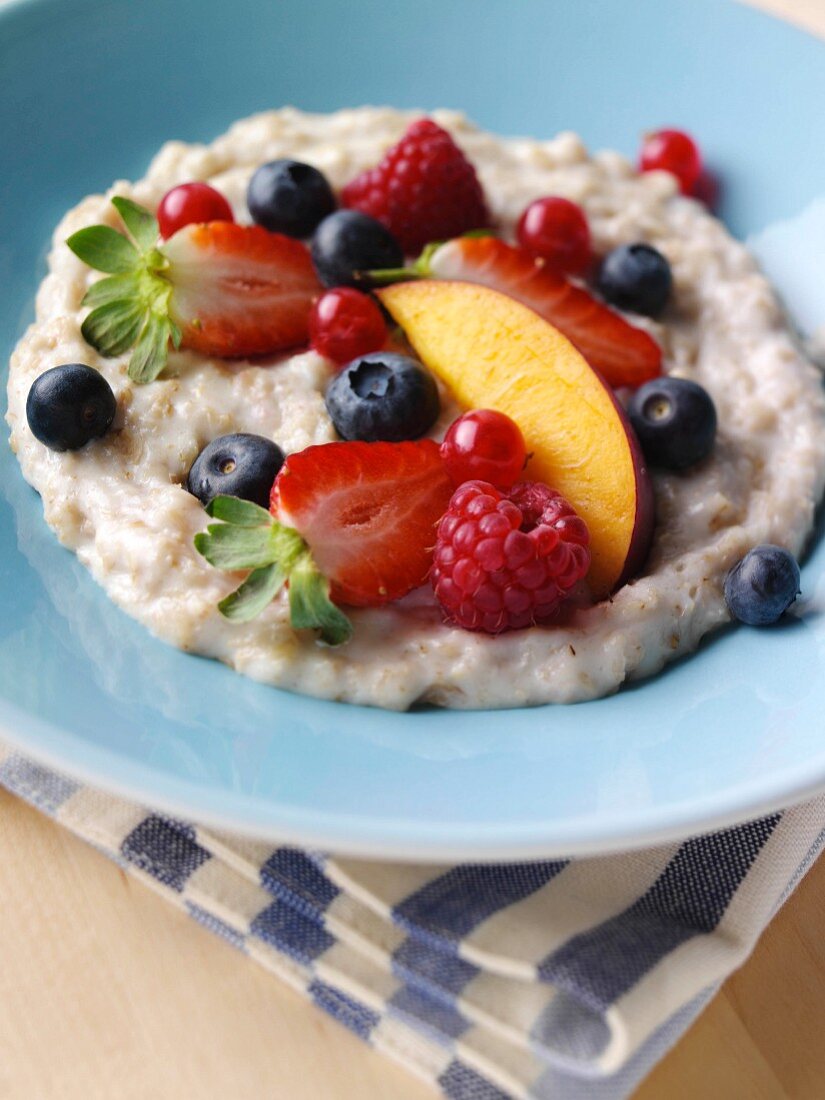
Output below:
[194,440,453,645]
[66,196,321,384]
[273,439,453,607]
[164,221,321,358]
[424,237,662,388]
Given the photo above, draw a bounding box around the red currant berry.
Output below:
[308,287,387,364]
[441,410,527,489]
[516,196,592,275]
[639,129,702,195]
[692,169,720,212]
[157,182,234,239]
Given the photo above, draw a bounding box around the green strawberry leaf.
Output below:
[112,196,159,252]
[81,299,147,357]
[194,523,278,571]
[206,495,273,527]
[287,553,353,646]
[128,314,171,384]
[81,272,142,309]
[67,225,140,274]
[67,198,179,385]
[218,562,287,622]
[193,497,354,645]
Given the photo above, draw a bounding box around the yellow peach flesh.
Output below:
[377,280,653,595]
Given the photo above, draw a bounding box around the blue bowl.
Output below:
[2,0,825,859]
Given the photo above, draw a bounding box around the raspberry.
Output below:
[431,480,590,634]
[341,118,490,254]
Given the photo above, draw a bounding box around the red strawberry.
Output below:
[426,237,662,389]
[272,439,454,607]
[67,196,324,385]
[342,118,490,254]
[195,440,453,644]
[164,221,321,358]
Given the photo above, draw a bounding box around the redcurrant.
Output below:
[309,287,387,364]
[157,182,234,239]
[516,197,591,275]
[692,169,720,212]
[441,410,527,488]
[639,129,702,195]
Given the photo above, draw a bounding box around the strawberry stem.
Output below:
[364,240,443,285]
[363,265,424,286]
[287,553,353,646]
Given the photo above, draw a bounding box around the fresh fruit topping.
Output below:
[311,210,404,288]
[272,439,453,607]
[194,495,353,645]
[628,377,717,470]
[26,363,116,451]
[432,480,590,633]
[247,159,336,238]
[441,409,526,489]
[516,196,591,275]
[66,197,180,384]
[374,236,661,390]
[341,118,490,254]
[639,129,703,195]
[724,545,800,626]
[200,442,455,638]
[196,441,453,638]
[692,169,720,212]
[324,351,440,442]
[377,279,654,596]
[597,243,672,318]
[187,433,285,508]
[157,182,234,239]
[162,220,320,358]
[309,287,387,364]
[67,198,321,382]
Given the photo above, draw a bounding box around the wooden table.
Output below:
[2,1,824,1096]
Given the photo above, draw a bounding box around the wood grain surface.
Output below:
[2,2,824,1098]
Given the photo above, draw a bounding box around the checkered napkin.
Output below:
[2,747,823,1099]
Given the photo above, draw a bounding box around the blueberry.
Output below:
[187,433,285,508]
[325,352,440,442]
[26,363,116,451]
[628,376,716,470]
[597,243,672,317]
[247,159,336,238]
[724,545,801,626]
[311,210,404,288]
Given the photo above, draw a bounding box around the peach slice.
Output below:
[377,280,654,596]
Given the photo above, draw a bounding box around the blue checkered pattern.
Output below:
[1,745,823,1100]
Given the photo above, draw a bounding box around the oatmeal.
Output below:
[7,108,825,708]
